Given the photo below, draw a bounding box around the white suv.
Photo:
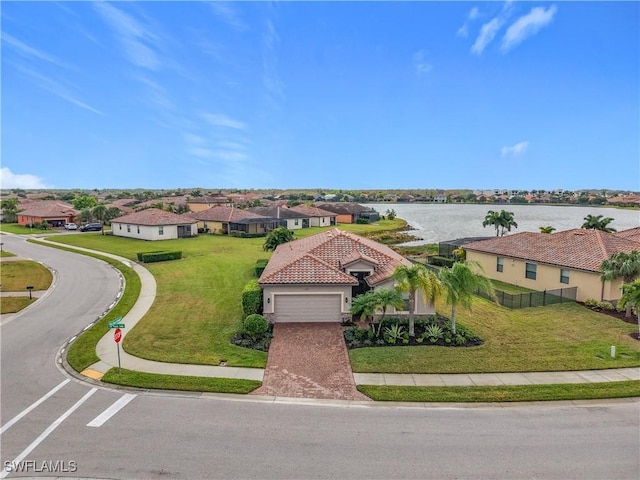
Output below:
[64,223,78,230]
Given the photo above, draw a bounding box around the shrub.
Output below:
[383,324,406,344]
[139,251,182,263]
[241,280,263,318]
[424,324,444,340]
[137,251,164,261]
[243,314,269,338]
[255,259,269,277]
[429,255,456,268]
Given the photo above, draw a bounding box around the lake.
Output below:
[368,203,640,245]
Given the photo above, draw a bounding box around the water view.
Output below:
[369,203,640,245]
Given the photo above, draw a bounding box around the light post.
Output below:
[0,242,4,252]
[26,285,34,299]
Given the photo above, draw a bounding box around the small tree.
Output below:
[618,280,640,336]
[392,264,442,337]
[263,227,294,251]
[582,214,616,232]
[539,226,556,234]
[600,251,640,317]
[482,210,502,236]
[371,288,404,336]
[350,291,378,324]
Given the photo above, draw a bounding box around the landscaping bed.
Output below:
[344,316,482,349]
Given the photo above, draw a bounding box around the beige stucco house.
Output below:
[189,206,285,235]
[464,228,640,302]
[111,209,198,241]
[259,228,434,323]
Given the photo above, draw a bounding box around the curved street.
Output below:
[1,234,638,479]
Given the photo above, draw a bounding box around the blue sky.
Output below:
[2,1,638,191]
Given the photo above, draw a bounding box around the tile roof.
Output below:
[18,201,77,217]
[248,206,307,219]
[465,228,640,272]
[111,208,197,226]
[313,202,373,215]
[259,228,411,286]
[287,204,337,217]
[615,227,640,244]
[189,206,269,223]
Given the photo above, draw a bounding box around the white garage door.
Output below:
[274,294,342,323]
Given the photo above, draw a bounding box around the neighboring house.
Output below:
[187,194,232,212]
[17,201,78,228]
[259,228,434,323]
[464,228,640,302]
[111,208,197,241]
[189,206,285,235]
[314,202,380,224]
[286,204,337,227]
[248,205,308,230]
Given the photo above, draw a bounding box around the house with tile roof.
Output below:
[286,204,337,227]
[17,201,78,228]
[464,228,640,302]
[259,228,434,323]
[314,202,380,224]
[189,206,285,235]
[111,208,198,240]
[247,205,308,230]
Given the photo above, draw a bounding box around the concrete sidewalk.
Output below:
[35,238,639,388]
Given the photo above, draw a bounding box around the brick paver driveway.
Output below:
[252,323,370,401]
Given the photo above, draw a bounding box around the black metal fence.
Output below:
[475,286,577,309]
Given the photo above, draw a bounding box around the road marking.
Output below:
[0,379,70,435]
[1,388,97,479]
[87,393,136,428]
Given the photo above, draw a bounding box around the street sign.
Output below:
[114,328,122,343]
[108,317,123,328]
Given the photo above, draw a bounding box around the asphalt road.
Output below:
[1,234,639,479]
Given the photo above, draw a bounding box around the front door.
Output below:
[351,271,371,298]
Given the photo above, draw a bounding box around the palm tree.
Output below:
[539,226,556,234]
[618,280,640,336]
[582,214,616,232]
[350,291,378,324]
[392,264,442,337]
[439,262,496,334]
[482,210,501,236]
[498,210,518,236]
[371,288,404,336]
[600,251,640,317]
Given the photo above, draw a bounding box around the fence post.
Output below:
[560,288,563,303]
[529,292,533,308]
[543,290,546,306]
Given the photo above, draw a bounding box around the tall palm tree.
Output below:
[439,262,496,334]
[482,210,501,236]
[392,264,442,337]
[539,225,556,234]
[498,210,518,236]
[371,288,404,336]
[582,214,616,232]
[618,280,640,336]
[600,251,640,317]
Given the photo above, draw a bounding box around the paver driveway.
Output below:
[252,323,370,401]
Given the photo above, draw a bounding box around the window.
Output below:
[119,224,122,230]
[525,263,537,280]
[159,226,164,235]
[294,219,299,226]
[401,292,410,312]
[496,257,504,272]
[560,269,570,284]
[137,226,140,234]
[126,225,130,233]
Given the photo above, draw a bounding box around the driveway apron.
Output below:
[252,323,370,401]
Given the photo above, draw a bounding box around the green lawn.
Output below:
[0,224,59,234]
[47,220,407,368]
[0,260,53,291]
[490,279,536,294]
[1,250,17,258]
[349,299,640,373]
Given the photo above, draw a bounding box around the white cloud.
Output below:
[412,50,433,76]
[202,113,246,130]
[94,2,161,70]
[0,168,50,189]
[501,5,557,52]
[501,141,529,157]
[210,2,248,31]
[471,17,504,54]
[2,32,67,67]
[457,6,480,38]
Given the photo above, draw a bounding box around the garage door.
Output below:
[274,294,342,323]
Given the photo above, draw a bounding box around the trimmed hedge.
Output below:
[255,259,269,277]
[137,251,164,261]
[429,255,456,268]
[242,279,263,318]
[138,251,182,263]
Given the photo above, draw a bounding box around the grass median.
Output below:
[358,381,640,402]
